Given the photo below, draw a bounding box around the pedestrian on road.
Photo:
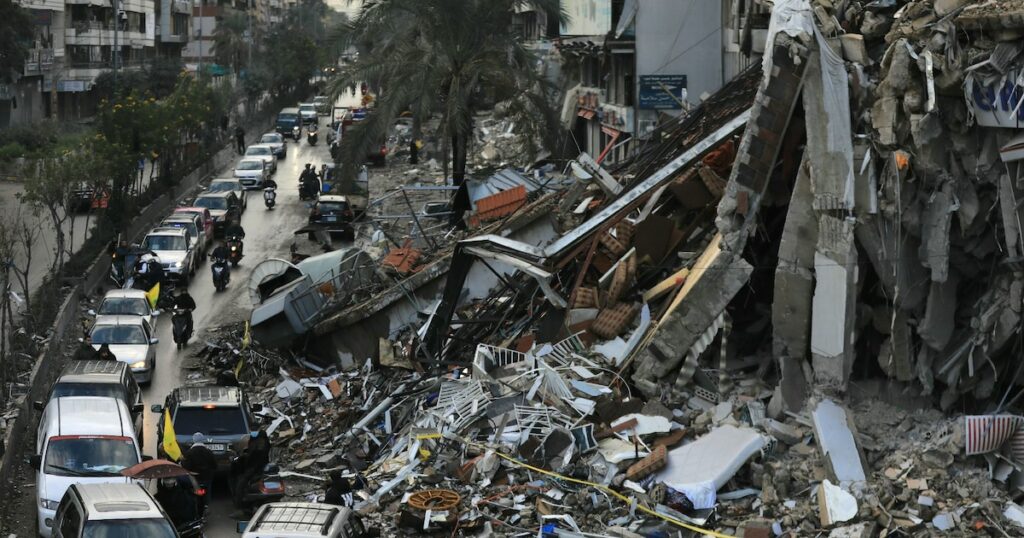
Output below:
[182,433,217,512]
[235,125,246,155]
[409,139,419,165]
[74,334,98,361]
[96,344,116,361]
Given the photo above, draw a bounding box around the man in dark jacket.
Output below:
[74,334,99,361]
[173,289,197,337]
[324,471,355,507]
[96,344,116,361]
[182,433,218,512]
[235,125,246,154]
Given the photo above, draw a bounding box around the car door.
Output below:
[54,498,83,538]
[142,320,156,368]
[124,371,143,440]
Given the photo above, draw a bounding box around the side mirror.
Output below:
[150,338,159,344]
[29,455,41,469]
[141,455,154,462]
[87,309,96,316]
[131,403,144,414]
[236,521,249,533]
[33,400,44,412]
[150,404,164,414]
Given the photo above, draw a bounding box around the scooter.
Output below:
[307,124,318,146]
[227,237,244,267]
[230,462,285,512]
[263,186,276,209]
[291,125,301,140]
[171,308,193,349]
[211,257,230,291]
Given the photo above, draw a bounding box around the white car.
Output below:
[163,213,210,261]
[33,397,141,537]
[244,144,278,175]
[143,227,195,283]
[90,316,158,384]
[234,157,269,189]
[91,289,156,326]
[259,132,287,159]
[209,178,248,211]
[52,483,178,537]
[298,102,318,124]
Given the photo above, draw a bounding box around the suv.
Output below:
[89,316,158,384]
[276,107,302,139]
[35,361,143,439]
[194,192,241,236]
[152,385,262,472]
[242,503,367,538]
[53,483,177,538]
[174,207,214,248]
[33,397,142,537]
[244,144,279,175]
[162,213,210,261]
[308,195,355,240]
[143,227,195,283]
[208,178,248,211]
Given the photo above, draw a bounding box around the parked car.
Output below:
[208,178,248,211]
[242,503,368,538]
[143,226,196,283]
[193,192,241,236]
[234,157,269,189]
[89,316,158,384]
[91,289,156,326]
[162,213,210,261]
[298,103,318,125]
[33,397,141,537]
[308,195,355,241]
[152,385,262,473]
[53,483,178,538]
[276,107,302,139]
[174,207,214,250]
[259,132,287,159]
[244,144,278,175]
[35,360,143,443]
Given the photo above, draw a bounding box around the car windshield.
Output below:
[319,202,350,213]
[91,325,147,345]
[246,147,271,156]
[173,407,247,436]
[278,113,298,122]
[83,519,177,538]
[43,436,138,476]
[195,197,228,210]
[300,105,314,112]
[260,134,282,144]
[163,220,198,238]
[144,235,186,251]
[237,161,262,171]
[51,382,125,401]
[98,298,149,316]
[208,182,239,193]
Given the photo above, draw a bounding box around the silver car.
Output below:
[234,158,268,189]
[259,132,287,159]
[244,144,278,175]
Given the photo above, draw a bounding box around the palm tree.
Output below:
[211,10,249,74]
[327,0,564,216]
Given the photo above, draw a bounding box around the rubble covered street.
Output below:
[178,1,1024,536]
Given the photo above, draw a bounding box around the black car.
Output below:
[193,192,241,237]
[151,385,262,473]
[308,195,354,240]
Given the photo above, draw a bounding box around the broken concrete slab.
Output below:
[811,399,867,491]
[818,479,858,527]
[653,424,765,509]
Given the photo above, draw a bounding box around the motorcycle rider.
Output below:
[173,288,197,340]
[299,164,319,199]
[231,429,271,508]
[225,223,246,259]
[182,433,217,512]
[135,253,164,291]
[155,476,202,530]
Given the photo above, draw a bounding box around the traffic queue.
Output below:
[28,98,370,538]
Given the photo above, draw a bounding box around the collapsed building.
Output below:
[226,1,1024,535]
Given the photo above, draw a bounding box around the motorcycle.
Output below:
[291,125,301,140]
[307,124,318,146]
[298,177,318,201]
[230,461,285,512]
[227,237,244,267]
[211,258,230,291]
[171,308,193,349]
[263,186,277,209]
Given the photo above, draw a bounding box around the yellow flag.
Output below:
[241,321,251,349]
[145,282,160,310]
[162,409,182,462]
[234,356,245,378]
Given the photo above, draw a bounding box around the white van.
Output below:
[241,503,367,538]
[33,397,141,538]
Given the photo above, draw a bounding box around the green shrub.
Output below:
[0,142,26,161]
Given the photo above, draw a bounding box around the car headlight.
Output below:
[40,498,60,511]
[130,360,147,369]
[171,261,182,269]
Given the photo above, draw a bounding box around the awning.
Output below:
[578,108,596,120]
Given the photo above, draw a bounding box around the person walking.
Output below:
[235,125,246,155]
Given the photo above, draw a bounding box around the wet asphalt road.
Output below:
[138,98,353,536]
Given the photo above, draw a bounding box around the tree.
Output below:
[212,10,249,74]
[0,0,33,83]
[326,0,565,222]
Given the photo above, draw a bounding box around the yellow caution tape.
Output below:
[462,439,735,538]
[415,432,442,440]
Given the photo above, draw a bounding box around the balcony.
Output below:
[24,48,55,76]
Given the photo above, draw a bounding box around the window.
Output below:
[173,407,247,436]
[91,325,147,345]
[126,374,140,406]
[143,235,187,251]
[51,383,124,401]
[58,502,82,537]
[195,197,229,210]
[44,437,139,476]
[83,519,176,538]
[98,297,150,316]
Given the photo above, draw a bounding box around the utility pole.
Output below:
[247,0,253,70]
[197,0,204,76]
[113,0,120,94]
